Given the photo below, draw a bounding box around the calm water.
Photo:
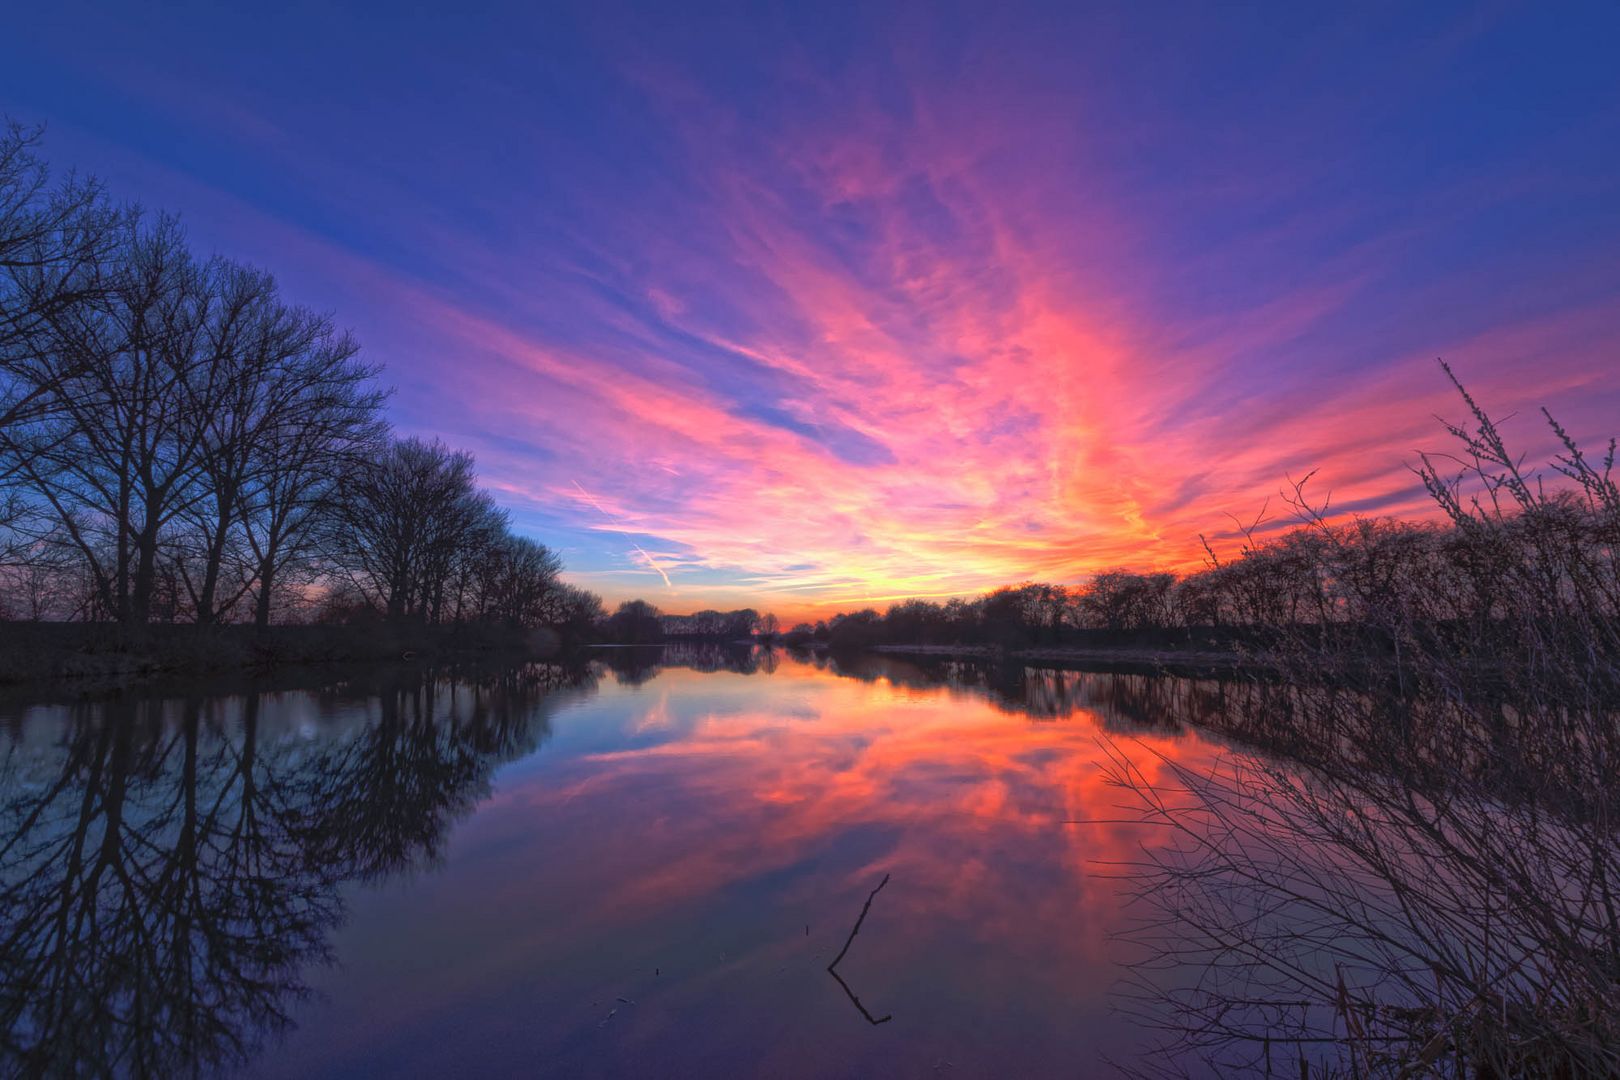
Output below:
[0,648,1319,1077]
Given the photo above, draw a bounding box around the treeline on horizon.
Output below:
[795,366,1620,672]
[6,117,1618,685]
[591,599,783,645]
[0,123,609,638]
[763,369,1620,1074]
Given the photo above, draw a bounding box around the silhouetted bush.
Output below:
[598,599,665,644]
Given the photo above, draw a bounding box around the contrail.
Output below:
[633,545,674,589]
[570,479,675,590]
[569,479,613,518]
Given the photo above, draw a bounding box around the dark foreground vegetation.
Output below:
[777,368,1620,1076]
[799,366,1620,675]
[0,124,605,663]
[1102,386,1619,1076]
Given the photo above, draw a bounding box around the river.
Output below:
[0,645,1575,1077]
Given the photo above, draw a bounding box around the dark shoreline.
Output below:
[865,641,1263,675]
[0,622,580,687]
[0,623,1274,689]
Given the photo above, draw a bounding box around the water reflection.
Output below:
[0,664,595,1077]
[1103,680,1620,1078]
[3,650,1603,1077]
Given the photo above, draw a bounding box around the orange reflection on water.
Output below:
[229,653,1245,1078]
[497,655,1226,982]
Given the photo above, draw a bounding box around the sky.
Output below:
[4,2,1620,621]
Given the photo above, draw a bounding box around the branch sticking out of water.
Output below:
[827,873,893,1025]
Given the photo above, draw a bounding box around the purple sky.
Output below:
[5,2,1619,618]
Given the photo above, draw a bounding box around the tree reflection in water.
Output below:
[595,641,778,684]
[745,649,1620,1076]
[9,647,1610,1078]
[1104,679,1620,1079]
[0,663,595,1077]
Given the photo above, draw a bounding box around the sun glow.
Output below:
[27,5,1617,622]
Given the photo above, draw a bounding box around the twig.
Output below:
[827,873,893,1025]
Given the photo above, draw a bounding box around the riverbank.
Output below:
[0,624,1275,687]
[866,641,1265,671]
[0,622,576,685]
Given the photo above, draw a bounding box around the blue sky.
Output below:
[5,2,1619,618]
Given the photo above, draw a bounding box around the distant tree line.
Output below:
[798,367,1620,660]
[797,511,1617,653]
[0,123,602,636]
[593,602,781,645]
[1108,373,1620,1077]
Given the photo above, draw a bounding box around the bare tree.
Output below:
[0,121,121,432]
[326,437,501,622]
[238,328,385,627]
[174,260,385,625]
[1107,370,1620,1078]
[0,215,217,626]
[603,598,664,643]
[0,130,598,644]
[0,122,122,565]
[469,534,564,628]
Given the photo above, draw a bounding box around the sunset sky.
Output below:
[6,3,1619,620]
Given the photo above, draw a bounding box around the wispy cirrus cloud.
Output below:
[11,3,1619,619]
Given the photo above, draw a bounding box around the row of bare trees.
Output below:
[1110,541,1620,1076]
[808,374,1619,660]
[321,436,604,632]
[800,577,1183,651]
[1097,375,1620,1076]
[590,602,782,645]
[0,124,599,633]
[660,606,765,639]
